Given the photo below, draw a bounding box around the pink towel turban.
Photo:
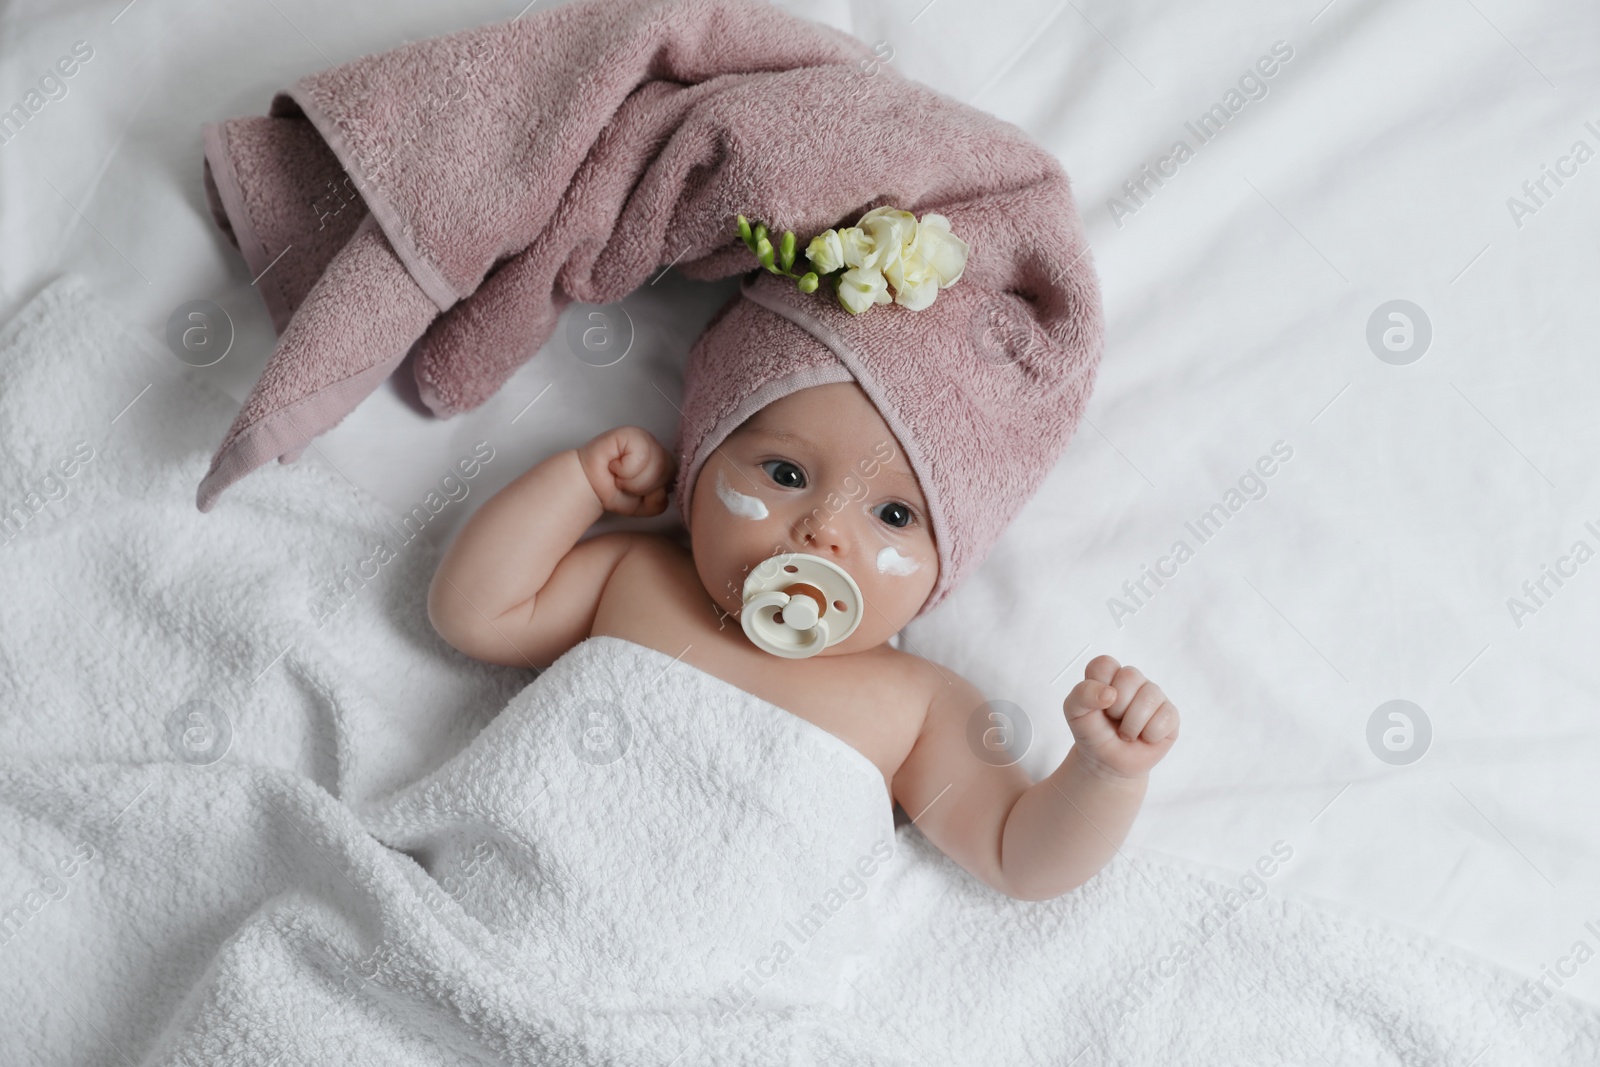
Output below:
[676,212,1101,619]
[194,0,1103,617]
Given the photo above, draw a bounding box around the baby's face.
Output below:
[689,381,938,653]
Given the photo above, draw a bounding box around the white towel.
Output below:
[355,634,897,1020]
[0,273,529,799]
[3,273,1597,1066]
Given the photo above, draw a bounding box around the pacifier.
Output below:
[739,552,864,659]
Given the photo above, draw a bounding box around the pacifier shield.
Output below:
[740,553,863,659]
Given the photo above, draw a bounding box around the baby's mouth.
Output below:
[737,551,863,659]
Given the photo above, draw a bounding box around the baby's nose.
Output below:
[797,514,847,555]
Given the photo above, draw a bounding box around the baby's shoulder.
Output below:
[600,528,693,593]
[895,650,1000,739]
[871,643,957,728]
[863,647,1004,796]
[591,529,723,642]
[881,640,937,685]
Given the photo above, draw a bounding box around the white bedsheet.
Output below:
[2,0,1596,1023]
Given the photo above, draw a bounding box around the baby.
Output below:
[428,378,1180,903]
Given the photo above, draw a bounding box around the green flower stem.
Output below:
[736,215,842,291]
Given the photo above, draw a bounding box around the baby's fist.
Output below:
[1063,655,1179,779]
[578,427,677,517]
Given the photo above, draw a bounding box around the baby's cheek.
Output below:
[873,545,921,577]
[858,545,937,633]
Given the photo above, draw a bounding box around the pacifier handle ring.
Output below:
[744,590,789,615]
[800,618,830,651]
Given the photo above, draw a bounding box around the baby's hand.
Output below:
[577,427,677,517]
[1063,655,1179,780]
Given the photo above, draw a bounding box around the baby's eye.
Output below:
[874,501,917,529]
[761,460,806,489]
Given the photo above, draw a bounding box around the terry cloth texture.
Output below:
[195,0,1103,617]
[6,272,1599,1066]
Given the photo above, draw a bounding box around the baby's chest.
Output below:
[739,663,924,792]
[591,541,926,793]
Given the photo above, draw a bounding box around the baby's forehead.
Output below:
[740,392,878,449]
[743,383,877,435]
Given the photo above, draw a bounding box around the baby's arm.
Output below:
[892,656,1179,902]
[427,427,676,669]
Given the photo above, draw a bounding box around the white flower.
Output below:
[836,227,876,270]
[837,266,892,314]
[806,207,969,314]
[855,207,918,273]
[905,213,967,287]
[805,230,846,274]
[882,211,967,309]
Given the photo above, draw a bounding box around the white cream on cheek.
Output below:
[716,468,768,520]
[876,545,920,576]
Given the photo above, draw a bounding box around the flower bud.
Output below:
[806,230,845,274]
[756,236,775,270]
[797,271,819,293]
[779,231,796,272]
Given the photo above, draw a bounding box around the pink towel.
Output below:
[196,0,884,510]
[197,0,1104,621]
